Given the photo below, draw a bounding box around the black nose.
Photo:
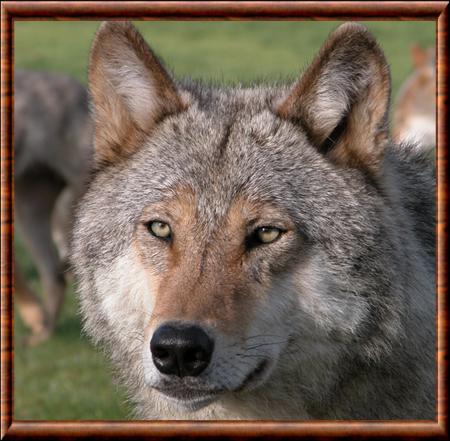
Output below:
[150,324,214,377]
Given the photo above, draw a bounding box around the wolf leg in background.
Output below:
[52,187,78,268]
[14,260,49,345]
[73,22,435,419]
[15,168,68,343]
[14,70,93,344]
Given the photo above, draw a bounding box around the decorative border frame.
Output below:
[1,2,448,439]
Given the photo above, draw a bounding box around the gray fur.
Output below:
[72,22,435,419]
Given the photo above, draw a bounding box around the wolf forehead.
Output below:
[97,82,325,210]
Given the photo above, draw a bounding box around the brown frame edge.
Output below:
[1,1,448,440]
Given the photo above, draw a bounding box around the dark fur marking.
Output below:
[198,247,208,280]
[216,120,234,161]
[319,113,349,155]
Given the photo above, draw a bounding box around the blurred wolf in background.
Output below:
[393,45,436,150]
[15,70,92,345]
[73,22,435,419]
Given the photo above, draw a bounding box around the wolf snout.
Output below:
[150,324,214,377]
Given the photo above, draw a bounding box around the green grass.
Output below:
[13,20,435,420]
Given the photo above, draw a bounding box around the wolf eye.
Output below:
[256,227,282,244]
[246,226,283,249]
[147,221,171,240]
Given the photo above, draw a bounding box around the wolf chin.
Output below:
[72,22,435,420]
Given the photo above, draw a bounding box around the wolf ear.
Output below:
[88,21,187,167]
[411,44,434,68]
[274,23,391,172]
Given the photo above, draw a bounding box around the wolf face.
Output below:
[72,22,435,419]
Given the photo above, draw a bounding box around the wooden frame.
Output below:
[1,1,448,439]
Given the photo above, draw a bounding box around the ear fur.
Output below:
[88,21,187,167]
[411,44,434,69]
[274,23,391,172]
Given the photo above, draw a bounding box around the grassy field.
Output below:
[14,20,435,420]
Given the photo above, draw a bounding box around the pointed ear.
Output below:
[274,23,391,173]
[411,44,429,68]
[88,21,187,167]
[410,45,434,69]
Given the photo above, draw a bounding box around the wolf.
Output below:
[72,22,435,419]
[393,45,436,150]
[15,70,93,344]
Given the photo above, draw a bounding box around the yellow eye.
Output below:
[256,227,281,244]
[148,221,171,239]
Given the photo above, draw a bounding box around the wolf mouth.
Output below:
[153,384,223,400]
[152,359,269,404]
[154,385,224,396]
[153,385,223,409]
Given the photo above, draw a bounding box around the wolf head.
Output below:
[73,22,420,418]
